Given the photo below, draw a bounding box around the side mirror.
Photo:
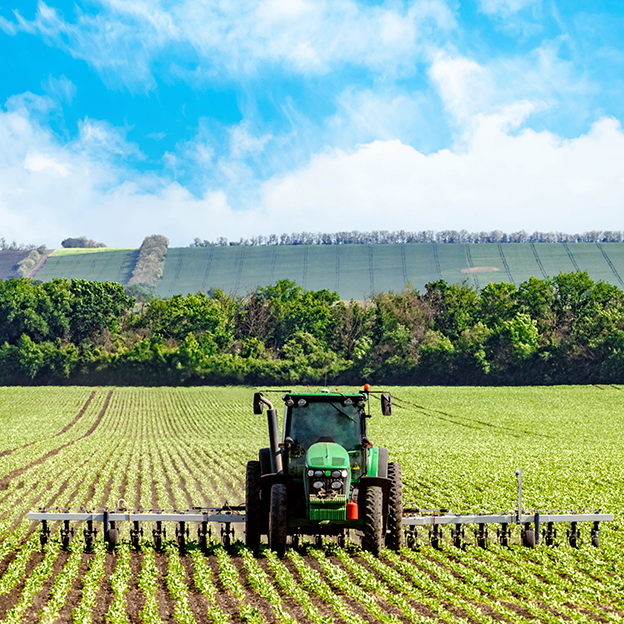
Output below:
[381,393,392,416]
[253,392,264,415]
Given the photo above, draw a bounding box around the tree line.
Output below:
[190,229,624,247]
[0,272,623,386]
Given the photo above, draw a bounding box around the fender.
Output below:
[259,473,293,492]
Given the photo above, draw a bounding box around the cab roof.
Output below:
[282,391,366,401]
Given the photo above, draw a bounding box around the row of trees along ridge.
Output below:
[191,229,624,247]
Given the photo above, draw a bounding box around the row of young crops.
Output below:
[0,385,622,622]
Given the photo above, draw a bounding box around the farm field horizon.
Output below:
[0,384,621,623]
[4,242,624,299]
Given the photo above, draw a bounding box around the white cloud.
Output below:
[229,121,272,159]
[257,113,624,235]
[23,153,69,176]
[328,88,431,145]
[0,0,456,88]
[430,54,493,122]
[430,45,592,130]
[1,93,624,247]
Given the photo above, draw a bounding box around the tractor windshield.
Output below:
[287,401,362,452]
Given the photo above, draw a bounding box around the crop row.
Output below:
[0,386,621,623]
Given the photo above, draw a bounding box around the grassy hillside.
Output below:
[0,250,30,280]
[156,242,624,299]
[34,248,140,284]
[20,242,624,297]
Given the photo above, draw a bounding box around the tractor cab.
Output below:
[284,392,366,476]
[246,387,401,557]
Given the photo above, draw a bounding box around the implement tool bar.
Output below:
[28,512,246,523]
[29,511,613,525]
[402,512,613,526]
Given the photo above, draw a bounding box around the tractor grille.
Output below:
[309,495,347,521]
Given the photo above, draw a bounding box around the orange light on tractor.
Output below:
[363,383,371,392]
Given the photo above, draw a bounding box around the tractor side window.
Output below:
[288,402,361,452]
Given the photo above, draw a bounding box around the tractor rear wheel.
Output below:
[386,462,403,550]
[269,483,288,557]
[363,486,383,557]
[246,461,262,551]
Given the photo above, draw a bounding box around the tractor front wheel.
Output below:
[363,486,383,557]
[269,483,288,557]
[245,461,262,551]
[386,462,403,550]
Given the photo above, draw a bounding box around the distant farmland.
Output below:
[33,248,140,284]
[0,250,29,280]
[3,242,624,298]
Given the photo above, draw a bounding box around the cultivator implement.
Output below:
[29,503,613,554]
[28,505,246,553]
[402,510,613,549]
[403,469,613,549]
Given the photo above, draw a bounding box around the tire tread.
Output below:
[246,461,262,550]
[386,462,403,550]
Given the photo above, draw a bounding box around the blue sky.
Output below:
[1,0,623,247]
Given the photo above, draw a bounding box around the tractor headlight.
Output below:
[331,481,342,490]
[308,470,314,477]
[286,399,294,407]
[298,399,307,407]
[313,481,324,489]
[331,470,342,477]
[341,470,348,478]
[314,470,324,477]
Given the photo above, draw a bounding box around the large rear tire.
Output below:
[363,486,383,557]
[269,483,288,557]
[386,462,403,550]
[246,461,262,551]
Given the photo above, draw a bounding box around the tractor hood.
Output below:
[306,442,349,469]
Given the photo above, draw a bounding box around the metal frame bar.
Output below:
[30,511,613,526]
[402,512,613,526]
[29,512,246,523]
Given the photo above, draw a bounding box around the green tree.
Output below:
[424,280,479,340]
[139,291,235,348]
[255,280,340,348]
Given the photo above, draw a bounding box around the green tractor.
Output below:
[246,387,402,557]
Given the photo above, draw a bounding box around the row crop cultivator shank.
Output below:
[29,506,612,553]
[402,511,612,549]
[29,506,245,553]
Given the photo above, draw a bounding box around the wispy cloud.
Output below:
[430,42,594,133]
[478,0,541,18]
[0,0,456,89]
[41,75,76,104]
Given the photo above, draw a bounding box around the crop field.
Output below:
[21,243,624,299]
[0,252,30,281]
[0,385,622,623]
[156,243,624,298]
[33,250,140,285]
